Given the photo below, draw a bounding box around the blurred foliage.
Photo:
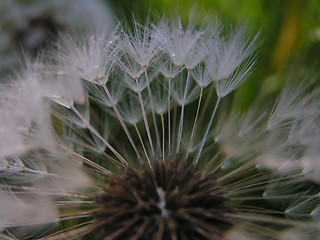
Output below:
[108,0,320,109]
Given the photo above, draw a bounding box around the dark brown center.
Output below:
[92,160,233,240]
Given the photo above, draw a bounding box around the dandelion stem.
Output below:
[217,161,255,183]
[176,70,191,155]
[226,174,303,194]
[184,86,204,160]
[144,67,162,157]
[38,221,93,240]
[228,213,312,227]
[60,146,112,175]
[71,105,127,165]
[223,171,272,191]
[231,194,318,201]
[102,84,143,163]
[54,200,94,206]
[194,96,221,163]
[167,78,172,159]
[160,113,165,162]
[136,80,156,159]
[134,123,151,167]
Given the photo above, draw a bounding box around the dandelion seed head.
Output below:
[1,15,320,240]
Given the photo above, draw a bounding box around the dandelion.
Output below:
[1,17,320,240]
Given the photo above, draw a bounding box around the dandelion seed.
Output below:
[0,16,320,240]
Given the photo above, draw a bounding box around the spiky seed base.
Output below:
[92,160,233,240]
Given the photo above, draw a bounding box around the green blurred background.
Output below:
[1,0,319,108]
[108,0,320,109]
